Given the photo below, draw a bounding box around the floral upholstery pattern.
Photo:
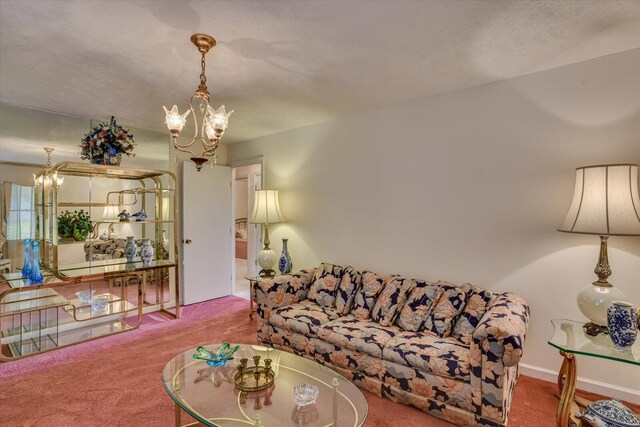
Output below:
[371,276,415,326]
[83,238,154,261]
[307,263,343,307]
[382,362,473,410]
[253,269,316,323]
[383,332,471,381]
[334,266,362,315]
[269,300,341,337]
[253,265,530,427]
[350,271,386,320]
[395,280,442,332]
[317,315,398,358]
[423,281,467,338]
[452,283,495,345]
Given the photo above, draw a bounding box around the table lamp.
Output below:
[558,164,640,335]
[250,189,284,278]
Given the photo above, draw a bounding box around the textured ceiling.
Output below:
[1,0,640,145]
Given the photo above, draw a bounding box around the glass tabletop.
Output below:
[548,319,640,366]
[162,344,368,427]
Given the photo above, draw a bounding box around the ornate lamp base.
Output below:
[582,322,608,337]
[258,269,276,278]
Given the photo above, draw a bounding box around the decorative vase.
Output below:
[278,238,292,274]
[21,238,32,278]
[607,301,638,350]
[140,239,154,265]
[124,236,137,262]
[29,240,44,285]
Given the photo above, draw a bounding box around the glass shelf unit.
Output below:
[0,162,180,361]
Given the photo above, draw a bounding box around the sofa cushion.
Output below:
[383,332,471,381]
[371,276,415,326]
[350,271,386,320]
[395,280,443,332]
[422,281,467,338]
[307,263,343,307]
[451,283,494,345]
[269,300,341,337]
[317,315,399,358]
[335,266,362,315]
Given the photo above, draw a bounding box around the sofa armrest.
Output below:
[253,269,316,321]
[473,292,530,367]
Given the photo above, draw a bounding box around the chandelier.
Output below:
[33,147,64,189]
[163,33,233,172]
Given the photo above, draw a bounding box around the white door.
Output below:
[182,162,232,304]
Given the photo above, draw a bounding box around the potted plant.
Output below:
[80,116,135,166]
[57,210,93,242]
[57,210,75,242]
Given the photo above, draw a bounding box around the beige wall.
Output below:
[229,48,640,400]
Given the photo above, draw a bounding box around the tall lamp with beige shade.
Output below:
[558,164,640,335]
[250,190,284,278]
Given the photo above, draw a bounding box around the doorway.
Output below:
[231,161,262,299]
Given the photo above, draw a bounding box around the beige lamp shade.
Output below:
[102,205,120,219]
[558,164,640,236]
[250,190,284,224]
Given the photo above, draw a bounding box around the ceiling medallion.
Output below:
[163,33,234,171]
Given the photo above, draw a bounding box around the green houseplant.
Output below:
[58,210,92,241]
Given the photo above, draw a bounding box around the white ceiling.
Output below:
[1,0,640,145]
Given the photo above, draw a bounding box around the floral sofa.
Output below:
[83,238,153,261]
[254,263,529,427]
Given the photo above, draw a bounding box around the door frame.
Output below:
[230,156,264,293]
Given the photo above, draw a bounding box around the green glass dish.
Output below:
[192,343,240,367]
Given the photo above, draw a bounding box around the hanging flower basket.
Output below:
[80,116,135,166]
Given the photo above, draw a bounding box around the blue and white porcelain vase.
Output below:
[576,399,640,427]
[124,236,137,262]
[278,238,292,274]
[21,238,32,278]
[140,239,154,265]
[29,240,44,285]
[607,301,638,351]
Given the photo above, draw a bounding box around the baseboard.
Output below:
[519,363,640,404]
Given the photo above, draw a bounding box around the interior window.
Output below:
[6,183,35,240]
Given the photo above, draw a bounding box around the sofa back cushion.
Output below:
[395,280,443,331]
[335,266,362,315]
[451,283,494,345]
[371,276,415,327]
[350,271,386,320]
[422,281,467,338]
[307,263,343,307]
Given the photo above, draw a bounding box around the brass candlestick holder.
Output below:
[234,355,274,392]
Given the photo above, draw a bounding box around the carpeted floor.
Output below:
[0,296,637,426]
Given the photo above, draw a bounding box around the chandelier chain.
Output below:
[200,52,207,86]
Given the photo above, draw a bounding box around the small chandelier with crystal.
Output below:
[34,147,64,189]
[163,33,233,172]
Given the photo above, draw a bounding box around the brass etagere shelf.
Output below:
[0,162,180,361]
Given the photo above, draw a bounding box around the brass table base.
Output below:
[556,351,592,427]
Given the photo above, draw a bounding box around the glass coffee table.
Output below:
[548,319,640,427]
[162,344,368,426]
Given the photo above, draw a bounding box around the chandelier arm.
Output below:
[172,136,199,149]
[172,144,198,158]
[202,143,218,156]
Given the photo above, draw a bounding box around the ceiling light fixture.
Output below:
[163,33,233,172]
[34,147,64,189]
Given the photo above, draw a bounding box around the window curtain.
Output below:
[5,183,35,241]
[0,182,11,258]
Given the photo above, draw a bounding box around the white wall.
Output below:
[228,48,640,400]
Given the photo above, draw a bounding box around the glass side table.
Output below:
[548,319,640,427]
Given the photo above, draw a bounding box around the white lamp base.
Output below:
[577,283,626,333]
[257,248,277,278]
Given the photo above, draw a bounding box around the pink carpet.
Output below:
[0,296,637,426]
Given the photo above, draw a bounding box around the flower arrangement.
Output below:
[58,210,92,241]
[80,116,135,165]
